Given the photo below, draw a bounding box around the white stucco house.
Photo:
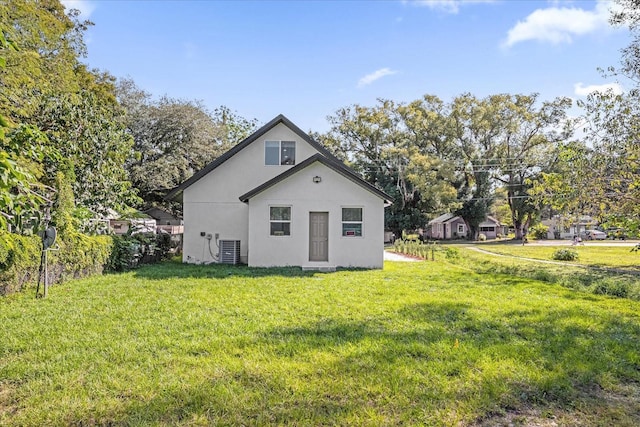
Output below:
[541,215,597,240]
[166,115,392,270]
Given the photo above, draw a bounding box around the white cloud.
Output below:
[61,0,96,19]
[503,0,611,47]
[574,82,624,96]
[409,0,496,14]
[357,68,398,88]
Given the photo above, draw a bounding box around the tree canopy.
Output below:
[0,2,257,233]
[1,0,636,241]
[320,93,573,239]
[116,79,258,211]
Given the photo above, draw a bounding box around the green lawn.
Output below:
[1,260,640,426]
[477,243,640,270]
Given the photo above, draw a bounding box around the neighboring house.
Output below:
[144,207,182,226]
[109,217,157,235]
[144,207,184,236]
[426,214,467,240]
[426,214,501,240]
[478,217,502,239]
[166,114,392,269]
[541,215,597,240]
[144,207,184,247]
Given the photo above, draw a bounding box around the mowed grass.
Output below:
[1,261,640,426]
[478,243,640,270]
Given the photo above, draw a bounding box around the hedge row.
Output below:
[0,232,41,295]
[0,231,171,296]
[392,240,460,261]
[0,231,113,295]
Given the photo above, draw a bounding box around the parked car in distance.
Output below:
[583,229,607,240]
[605,227,627,240]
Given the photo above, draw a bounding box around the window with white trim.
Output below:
[457,224,465,234]
[265,140,296,165]
[342,207,362,237]
[270,206,291,236]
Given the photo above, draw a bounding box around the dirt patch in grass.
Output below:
[475,382,640,427]
[0,383,19,420]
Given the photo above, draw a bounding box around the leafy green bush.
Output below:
[0,232,41,294]
[0,230,113,295]
[529,223,549,240]
[443,247,459,260]
[106,235,139,272]
[478,233,487,241]
[107,232,172,272]
[593,280,629,298]
[552,248,579,261]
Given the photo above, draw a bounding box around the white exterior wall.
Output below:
[247,162,385,269]
[182,123,322,264]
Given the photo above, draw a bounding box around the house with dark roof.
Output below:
[426,214,502,240]
[166,115,392,269]
[426,213,467,240]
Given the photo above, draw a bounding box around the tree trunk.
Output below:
[514,220,524,240]
[467,223,479,241]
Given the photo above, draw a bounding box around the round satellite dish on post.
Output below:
[43,226,57,250]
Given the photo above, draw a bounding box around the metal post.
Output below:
[43,250,48,298]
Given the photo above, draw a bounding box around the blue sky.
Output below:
[62,0,630,132]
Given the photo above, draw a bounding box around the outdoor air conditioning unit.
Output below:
[219,240,241,265]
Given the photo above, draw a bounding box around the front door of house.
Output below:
[309,212,328,262]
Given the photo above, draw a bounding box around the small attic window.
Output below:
[265,141,296,165]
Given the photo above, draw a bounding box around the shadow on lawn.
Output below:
[257,301,640,421]
[61,301,640,425]
[107,374,359,426]
[130,260,337,280]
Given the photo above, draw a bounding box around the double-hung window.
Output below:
[270,206,291,236]
[265,141,296,165]
[342,207,362,237]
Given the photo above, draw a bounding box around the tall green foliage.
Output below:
[1,3,141,229]
[116,78,257,211]
[323,99,460,235]
[0,25,56,232]
[0,0,90,123]
[321,93,572,238]
[531,1,640,231]
[36,89,138,216]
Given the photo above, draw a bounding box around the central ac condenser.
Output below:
[219,240,241,264]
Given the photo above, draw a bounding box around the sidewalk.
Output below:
[384,251,420,262]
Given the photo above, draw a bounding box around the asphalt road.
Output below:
[522,239,638,247]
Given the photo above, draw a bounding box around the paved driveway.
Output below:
[384,251,420,262]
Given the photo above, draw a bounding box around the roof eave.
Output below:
[240,154,393,204]
[165,114,342,202]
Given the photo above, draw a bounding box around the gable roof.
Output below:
[239,153,393,205]
[165,114,339,201]
[481,216,501,226]
[143,207,180,221]
[428,214,502,227]
[428,213,458,225]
